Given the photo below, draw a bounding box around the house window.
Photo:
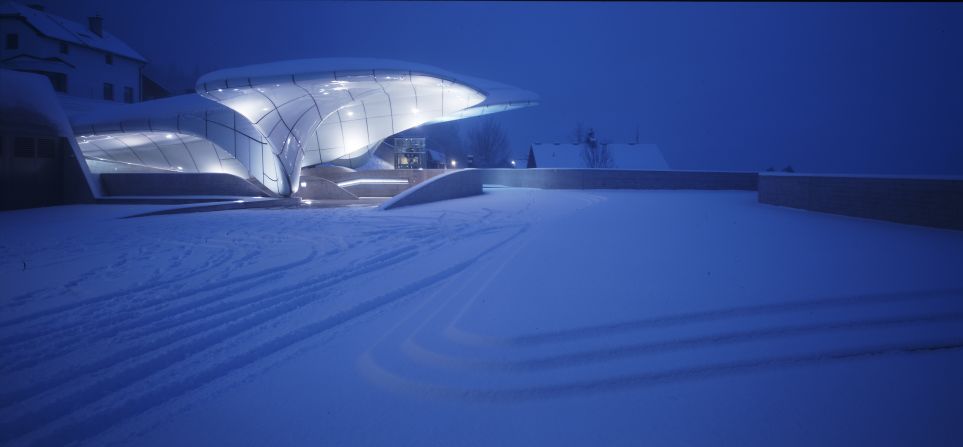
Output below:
[103,83,114,101]
[60,42,69,54]
[105,53,113,64]
[5,33,17,50]
[123,86,134,103]
[14,137,35,158]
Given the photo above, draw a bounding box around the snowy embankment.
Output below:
[1,189,962,446]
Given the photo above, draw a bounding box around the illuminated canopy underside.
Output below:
[73,58,538,196]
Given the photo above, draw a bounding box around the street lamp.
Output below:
[451,159,457,168]
[511,160,516,167]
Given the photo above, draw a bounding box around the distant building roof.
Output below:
[0,2,146,62]
[528,143,669,170]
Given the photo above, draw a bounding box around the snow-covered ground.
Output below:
[1,188,962,446]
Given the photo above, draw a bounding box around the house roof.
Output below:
[0,2,146,62]
[529,143,669,170]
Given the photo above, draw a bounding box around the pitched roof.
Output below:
[0,2,146,62]
[529,143,669,170]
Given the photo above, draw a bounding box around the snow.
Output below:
[530,143,669,169]
[0,69,102,197]
[69,93,220,126]
[0,1,146,62]
[1,189,962,446]
[0,69,73,136]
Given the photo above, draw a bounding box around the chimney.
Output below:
[88,15,103,37]
[27,4,44,11]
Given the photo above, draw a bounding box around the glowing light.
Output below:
[262,107,270,111]
[176,166,183,171]
[165,133,174,139]
[411,107,419,113]
[336,178,409,188]
[323,92,330,95]
[451,160,457,167]
[217,88,223,92]
[346,111,354,116]
[511,160,516,166]
[300,181,307,188]
[303,199,313,205]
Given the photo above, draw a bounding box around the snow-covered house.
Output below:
[527,142,669,170]
[0,2,146,103]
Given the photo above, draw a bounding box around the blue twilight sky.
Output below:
[39,1,963,174]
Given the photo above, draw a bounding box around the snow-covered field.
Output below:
[1,188,962,446]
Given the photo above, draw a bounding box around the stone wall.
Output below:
[758,174,963,231]
[480,169,758,190]
[100,173,275,197]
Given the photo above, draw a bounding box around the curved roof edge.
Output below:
[196,57,539,106]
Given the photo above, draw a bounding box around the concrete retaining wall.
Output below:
[292,177,357,200]
[758,174,963,231]
[100,173,275,197]
[303,168,448,186]
[480,169,758,190]
[382,169,483,210]
[341,183,411,198]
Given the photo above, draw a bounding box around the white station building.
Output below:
[1,2,537,207]
[71,58,538,197]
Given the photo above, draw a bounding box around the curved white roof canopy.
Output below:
[197,58,538,192]
[72,94,289,194]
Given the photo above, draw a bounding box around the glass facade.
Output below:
[73,59,538,197]
[73,100,288,195]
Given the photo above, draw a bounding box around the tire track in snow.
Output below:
[400,310,963,372]
[0,239,333,361]
[0,243,418,415]
[15,226,529,447]
[0,247,237,331]
[360,338,963,402]
[0,246,320,355]
[448,288,963,348]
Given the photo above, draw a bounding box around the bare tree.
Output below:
[428,121,464,160]
[581,128,613,168]
[571,122,585,144]
[466,117,510,167]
